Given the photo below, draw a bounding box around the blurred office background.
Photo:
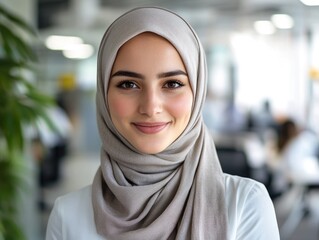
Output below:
[1,0,319,239]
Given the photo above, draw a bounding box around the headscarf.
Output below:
[92,7,227,240]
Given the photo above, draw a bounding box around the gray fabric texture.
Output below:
[92,7,227,240]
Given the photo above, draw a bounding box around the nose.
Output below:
[138,88,162,117]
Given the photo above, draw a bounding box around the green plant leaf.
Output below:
[0,155,28,240]
[0,110,24,153]
[0,3,36,36]
[0,217,26,240]
[0,25,36,61]
[0,4,52,239]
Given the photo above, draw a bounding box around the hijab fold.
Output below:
[92,7,227,239]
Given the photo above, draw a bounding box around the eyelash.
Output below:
[163,80,185,89]
[116,80,185,89]
[116,81,138,89]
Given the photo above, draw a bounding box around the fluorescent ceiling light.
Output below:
[299,0,319,6]
[63,44,94,59]
[45,35,83,50]
[254,21,276,35]
[271,14,294,29]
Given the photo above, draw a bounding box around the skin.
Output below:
[108,32,193,154]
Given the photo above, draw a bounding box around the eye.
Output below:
[163,80,185,89]
[116,80,139,89]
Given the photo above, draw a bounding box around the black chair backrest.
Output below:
[216,146,251,178]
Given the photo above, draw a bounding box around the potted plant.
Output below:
[0,4,54,239]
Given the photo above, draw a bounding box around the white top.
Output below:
[46,174,280,240]
[282,131,319,184]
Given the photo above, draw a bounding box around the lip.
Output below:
[132,122,170,134]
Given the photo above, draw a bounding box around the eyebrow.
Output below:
[111,70,143,79]
[111,70,188,79]
[157,70,187,78]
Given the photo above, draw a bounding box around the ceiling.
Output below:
[37,0,319,48]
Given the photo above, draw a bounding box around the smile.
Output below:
[132,122,170,134]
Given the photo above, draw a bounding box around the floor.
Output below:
[40,152,319,240]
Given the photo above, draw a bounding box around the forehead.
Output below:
[112,32,186,71]
[115,32,178,58]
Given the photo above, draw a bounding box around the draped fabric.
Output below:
[92,7,227,240]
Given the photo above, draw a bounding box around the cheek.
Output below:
[167,94,193,120]
[108,95,134,119]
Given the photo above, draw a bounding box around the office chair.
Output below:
[216,146,251,178]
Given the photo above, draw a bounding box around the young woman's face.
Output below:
[108,33,193,154]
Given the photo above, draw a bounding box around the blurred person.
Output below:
[255,100,276,130]
[56,73,81,131]
[45,7,279,239]
[221,101,247,133]
[36,101,72,186]
[277,119,319,176]
[267,118,319,199]
[30,100,72,210]
[246,100,278,143]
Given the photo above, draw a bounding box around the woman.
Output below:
[46,7,279,240]
[267,118,319,199]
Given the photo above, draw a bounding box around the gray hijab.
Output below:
[92,7,227,240]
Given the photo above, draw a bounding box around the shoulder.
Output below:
[224,174,280,240]
[55,184,92,206]
[224,173,270,222]
[46,185,103,240]
[52,185,93,218]
[224,173,268,200]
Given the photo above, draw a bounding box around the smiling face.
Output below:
[107,32,193,154]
